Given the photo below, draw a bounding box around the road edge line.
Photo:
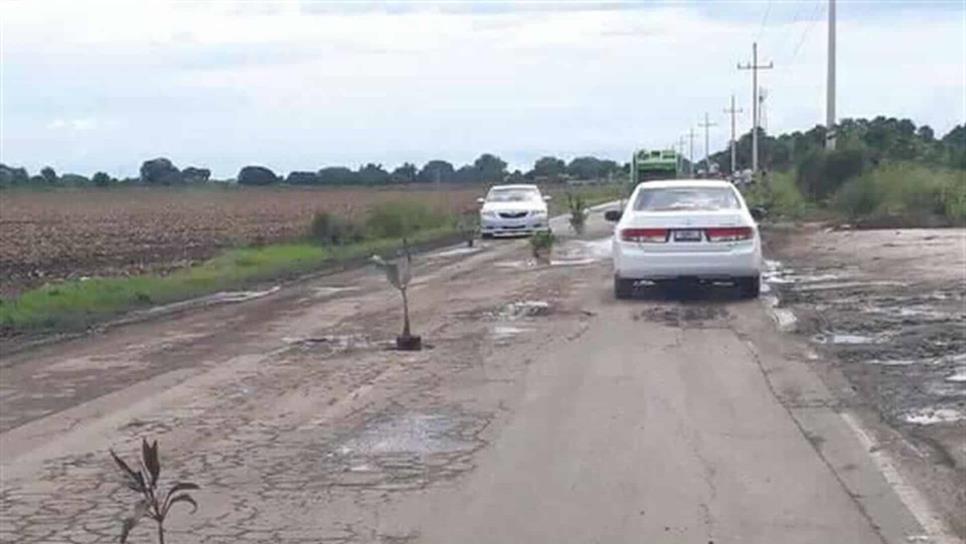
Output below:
[839,411,961,544]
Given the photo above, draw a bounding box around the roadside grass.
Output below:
[742,171,810,221]
[833,163,965,226]
[544,183,623,215]
[0,213,457,335]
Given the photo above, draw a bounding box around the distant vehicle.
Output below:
[478,184,551,238]
[604,179,765,299]
[731,169,754,186]
[631,149,680,185]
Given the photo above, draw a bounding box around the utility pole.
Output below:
[724,94,743,175]
[676,136,687,174]
[698,113,717,175]
[738,42,773,174]
[826,0,837,149]
[687,127,696,176]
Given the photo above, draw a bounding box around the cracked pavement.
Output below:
[0,210,953,543]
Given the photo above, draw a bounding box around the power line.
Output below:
[773,0,809,59]
[789,0,826,64]
[754,0,774,44]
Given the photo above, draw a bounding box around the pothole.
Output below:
[321,410,488,490]
[313,286,358,297]
[339,413,476,456]
[498,301,551,320]
[549,258,596,267]
[494,260,538,270]
[285,334,373,352]
[811,332,888,345]
[638,304,729,327]
[492,325,531,342]
[433,246,483,258]
[901,406,966,425]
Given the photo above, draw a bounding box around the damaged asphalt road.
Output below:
[0,211,961,543]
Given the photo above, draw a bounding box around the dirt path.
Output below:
[0,214,958,543]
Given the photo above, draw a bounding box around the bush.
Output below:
[308,211,364,246]
[140,158,183,185]
[796,147,867,201]
[237,165,278,186]
[364,201,450,239]
[744,171,807,219]
[182,167,211,183]
[832,163,965,225]
[92,172,113,187]
[286,171,319,185]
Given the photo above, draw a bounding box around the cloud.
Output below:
[46,118,98,131]
[1,0,962,176]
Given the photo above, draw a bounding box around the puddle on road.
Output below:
[313,286,358,297]
[320,410,488,489]
[284,334,373,352]
[550,258,597,267]
[901,407,966,425]
[866,352,966,367]
[795,280,907,292]
[432,246,484,258]
[946,367,966,383]
[139,286,281,317]
[811,332,888,345]
[494,260,538,270]
[492,325,531,341]
[339,413,475,456]
[499,301,551,320]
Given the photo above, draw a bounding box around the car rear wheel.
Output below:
[738,276,761,299]
[481,233,494,239]
[614,276,635,300]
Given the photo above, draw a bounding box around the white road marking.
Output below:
[839,411,961,544]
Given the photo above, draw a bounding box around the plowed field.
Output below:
[0,186,480,295]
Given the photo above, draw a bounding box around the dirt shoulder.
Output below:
[763,223,966,537]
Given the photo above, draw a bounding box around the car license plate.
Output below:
[674,229,702,242]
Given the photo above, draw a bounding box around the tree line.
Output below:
[704,117,964,175]
[0,153,626,188]
[3,116,959,189]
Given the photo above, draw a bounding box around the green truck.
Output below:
[631,149,680,185]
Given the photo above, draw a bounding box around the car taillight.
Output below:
[620,228,668,243]
[705,227,753,242]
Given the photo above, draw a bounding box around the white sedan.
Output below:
[478,184,551,238]
[605,179,764,299]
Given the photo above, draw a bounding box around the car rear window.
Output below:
[633,187,740,211]
[487,189,540,202]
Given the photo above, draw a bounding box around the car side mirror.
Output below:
[604,210,622,222]
[750,207,767,221]
[543,195,552,201]
[476,197,485,204]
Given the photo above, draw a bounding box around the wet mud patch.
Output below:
[763,244,966,474]
[636,303,731,328]
[321,410,489,491]
[284,333,376,354]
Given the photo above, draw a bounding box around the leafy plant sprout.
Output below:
[529,230,555,263]
[110,438,200,544]
[371,238,421,350]
[567,193,587,235]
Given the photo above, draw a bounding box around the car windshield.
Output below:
[634,187,740,211]
[487,189,540,203]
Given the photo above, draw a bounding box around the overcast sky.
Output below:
[1,0,963,177]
